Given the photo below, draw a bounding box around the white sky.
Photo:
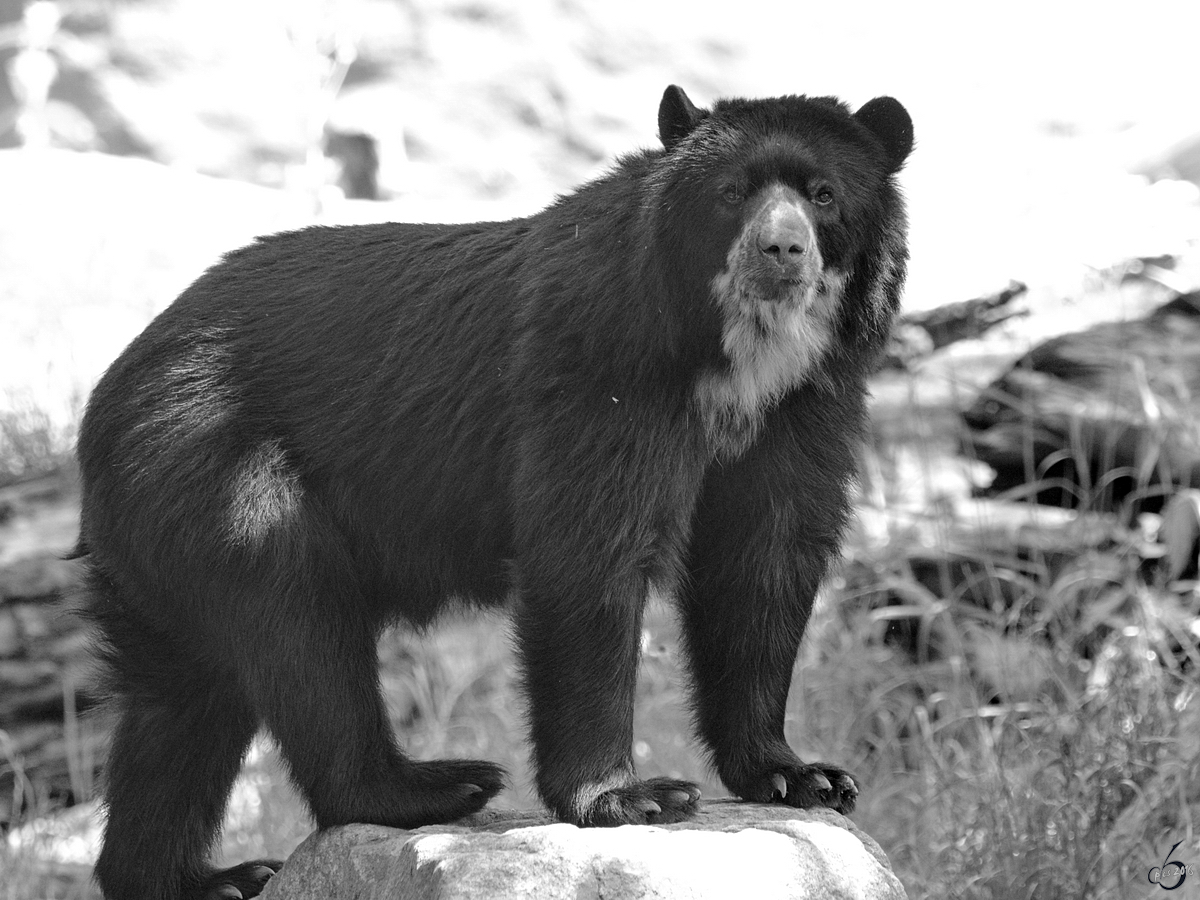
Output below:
[667,1,1200,307]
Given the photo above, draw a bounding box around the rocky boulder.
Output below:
[260,800,906,900]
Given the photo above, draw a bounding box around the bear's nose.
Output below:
[756,219,809,265]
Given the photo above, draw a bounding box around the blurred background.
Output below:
[2,1,1200,898]
[2,0,1199,422]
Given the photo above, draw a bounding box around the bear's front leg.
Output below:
[679,559,859,815]
[678,394,863,815]
[679,544,859,814]
[507,386,708,827]
[513,564,701,826]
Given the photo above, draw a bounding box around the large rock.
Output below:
[260,801,906,900]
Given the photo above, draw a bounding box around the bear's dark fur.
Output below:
[74,85,912,900]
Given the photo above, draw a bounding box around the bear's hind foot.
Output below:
[366,758,507,828]
[198,860,282,900]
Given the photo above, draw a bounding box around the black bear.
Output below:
[74,85,912,900]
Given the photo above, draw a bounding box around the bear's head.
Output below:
[651,86,912,455]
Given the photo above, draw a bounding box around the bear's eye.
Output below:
[719,183,745,205]
[813,187,835,206]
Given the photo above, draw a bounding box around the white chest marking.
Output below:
[694,232,846,458]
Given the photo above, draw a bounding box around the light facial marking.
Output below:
[694,184,847,458]
[864,230,906,337]
[754,186,817,279]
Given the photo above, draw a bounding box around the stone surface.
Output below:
[260,801,906,900]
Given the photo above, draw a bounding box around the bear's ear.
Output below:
[659,85,707,151]
[854,97,913,173]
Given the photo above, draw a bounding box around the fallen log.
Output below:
[962,290,1200,512]
[883,280,1028,368]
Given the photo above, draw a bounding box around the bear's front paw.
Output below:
[743,762,858,815]
[568,775,701,827]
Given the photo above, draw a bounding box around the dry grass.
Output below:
[807,521,1200,899]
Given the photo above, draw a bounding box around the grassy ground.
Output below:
[826,514,1200,898]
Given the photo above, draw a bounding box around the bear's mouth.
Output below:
[751,274,818,306]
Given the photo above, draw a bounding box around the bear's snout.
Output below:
[751,190,816,285]
[756,213,809,267]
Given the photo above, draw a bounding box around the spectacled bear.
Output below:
[74,85,912,900]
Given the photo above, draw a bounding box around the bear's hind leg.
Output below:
[239,569,504,830]
[91,603,280,900]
